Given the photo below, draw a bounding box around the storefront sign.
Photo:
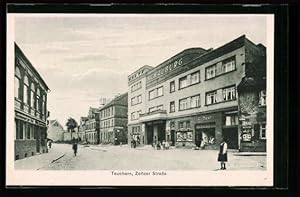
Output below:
[148,58,183,80]
[198,114,215,122]
[176,131,193,142]
[242,133,252,142]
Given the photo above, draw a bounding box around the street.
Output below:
[14,143,266,171]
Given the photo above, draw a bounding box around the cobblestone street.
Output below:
[15,143,266,171]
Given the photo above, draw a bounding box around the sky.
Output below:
[13,14,268,129]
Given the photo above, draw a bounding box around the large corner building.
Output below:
[14,43,50,160]
[127,35,266,151]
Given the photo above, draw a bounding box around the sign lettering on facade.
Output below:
[148,58,183,80]
[198,115,213,122]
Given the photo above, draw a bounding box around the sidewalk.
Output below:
[233,152,266,156]
[14,143,69,170]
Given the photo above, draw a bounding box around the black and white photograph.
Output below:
[6,12,274,186]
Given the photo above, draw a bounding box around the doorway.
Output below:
[170,130,175,146]
[223,127,238,149]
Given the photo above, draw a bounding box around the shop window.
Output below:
[225,114,238,126]
[170,81,175,93]
[260,123,266,139]
[170,101,175,113]
[176,131,193,142]
[206,64,216,79]
[221,57,236,73]
[222,86,236,101]
[206,91,217,105]
[15,120,24,140]
[259,90,266,106]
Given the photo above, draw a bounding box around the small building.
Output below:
[14,43,50,160]
[47,119,65,142]
[99,93,128,145]
[79,107,100,144]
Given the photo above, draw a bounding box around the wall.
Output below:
[47,125,64,142]
[15,140,37,160]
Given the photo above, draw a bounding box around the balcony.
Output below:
[139,110,168,122]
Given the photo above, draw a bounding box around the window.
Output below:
[225,114,238,126]
[179,71,200,89]
[190,95,200,108]
[131,81,142,92]
[149,105,163,112]
[15,67,21,99]
[179,95,200,110]
[23,75,29,104]
[179,98,187,110]
[190,71,200,85]
[222,86,236,101]
[222,57,235,73]
[259,90,266,106]
[42,94,46,115]
[149,86,163,100]
[157,87,163,97]
[179,76,187,89]
[170,101,175,113]
[170,81,175,93]
[30,83,35,108]
[149,89,156,100]
[206,91,217,105]
[36,88,40,111]
[131,95,142,106]
[260,123,266,139]
[178,121,190,129]
[131,111,141,120]
[15,120,24,140]
[137,95,142,103]
[206,65,216,79]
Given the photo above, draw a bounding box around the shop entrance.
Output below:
[170,130,175,146]
[195,130,202,147]
[195,124,216,147]
[146,121,166,145]
[223,127,238,149]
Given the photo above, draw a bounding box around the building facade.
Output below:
[99,93,128,145]
[79,107,100,144]
[127,35,266,151]
[237,44,266,152]
[47,119,65,142]
[14,43,50,160]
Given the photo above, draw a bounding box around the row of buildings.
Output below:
[78,93,128,145]
[14,43,50,160]
[127,35,267,152]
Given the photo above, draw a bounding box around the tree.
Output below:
[66,117,78,140]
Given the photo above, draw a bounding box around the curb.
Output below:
[233,152,266,156]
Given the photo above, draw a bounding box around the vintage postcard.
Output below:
[6,13,274,186]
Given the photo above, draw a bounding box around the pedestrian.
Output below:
[218,137,228,170]
[72,138,78,156]
[48,140,52,149]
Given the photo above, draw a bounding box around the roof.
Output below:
[101,92,128,109]
[15,43,50,91]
